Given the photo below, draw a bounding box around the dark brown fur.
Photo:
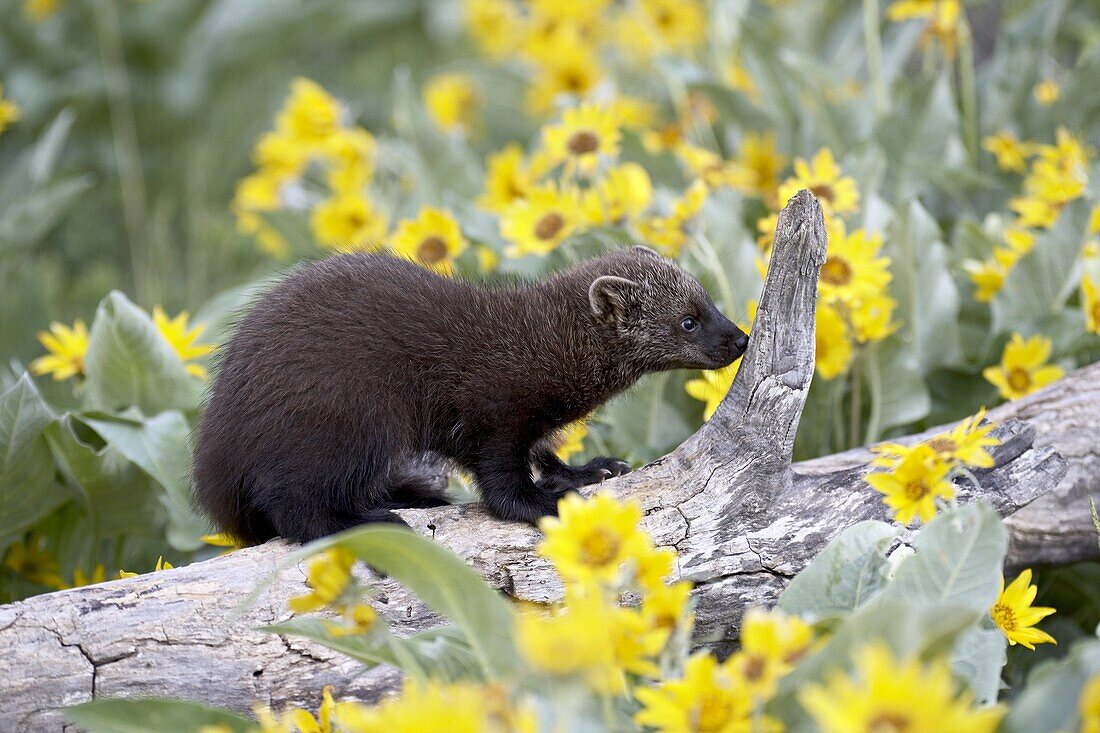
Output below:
[192,246,747,544]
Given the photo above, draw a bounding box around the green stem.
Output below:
[92,0,151,304]
[864,341,884,444]
[957,17,980,166]
[849,349,863,449]
[862,0,888,118]
[830,378,847,454]
[693,232,737,314]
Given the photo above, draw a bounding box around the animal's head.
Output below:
[588,245,749,371]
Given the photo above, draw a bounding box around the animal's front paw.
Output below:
[535,472,586,498]
[575,455,632,483]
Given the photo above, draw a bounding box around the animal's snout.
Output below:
[733,331,749,352]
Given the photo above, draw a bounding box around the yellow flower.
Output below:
[526,47,603,117]
[983,130,1033,173]
[423,73,480,136]
[1033,79,1061,106]
[537,492,650,586]
[637,179,708,258]
[676,144,755,191]
[334,679,530,733]
[983,332,1065,400]
[735,132,787,206]
[118,556,174,580]
[800,642,1004,733]
[311,192,388,251]
[724,57,759,101]
[1004,225,1036,255]
[641,123,685,156]
[3,533,66,589]
[252,131,309,182]
[685,361,739,421]
[23,0,62,21]
[30,319,89,381]
[865,444,954,525]
[873,407,1001,470]
[1079,676,1100,733]
[607,95,657,130]
[815,302,854,380]
[553,419,588,462]
[886,0,958,22]
[1083,278,1100,334]
[1090,205,1100,236]
[499,183,581,258]
[462,0,522,60]
[289,547,356,614]
[200,532,242,549]
[641,580,694,634]
[964,247,1019,302]
[321,127,376,194]
[849,293,899,344]
[635,652,757,733]
[582,162,653,226]
[152,307,215,379]
[478,144,534,214]
[541,103,621,177]
[389,206,467,275]
[287,686,336,733]
[778,147,860,217]
[727,608,814,700]
[276,78,344,148]
[71,564,106,588]
[756,211,780,249]
[991,569,1057,649]
[819,222,892,307]
[1009,193,1062,229]
[0,84,22,134]
[887,0,961,55]
[521,3,604,66]
[637,0,707,54]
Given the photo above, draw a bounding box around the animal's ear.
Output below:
[589,275,639,323]
[630,244,662,259]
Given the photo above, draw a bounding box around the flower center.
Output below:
[809,183,835,204]
[578,527,621,567]
[1007,368,1032,393]
[903,478,927,502]
[992,602,1017,631]
[416,236,448,264]
[694,691,735,732]
[741,655,767,681]
[535,212,565,241]
[925,436,957,457]
[820,257,853,286]
[1091,302,1100,326]
[561,71,586,93]
[567,130,600,155]
[868,712,911,733]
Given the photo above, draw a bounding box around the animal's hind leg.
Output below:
[385,458,451,509]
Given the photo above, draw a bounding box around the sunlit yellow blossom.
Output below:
[607,95,657,130]
[815,301,854,380]
[118,556,174,579]
[478,144,534,214]
[541,103,621,177]
[287,685,336,733]
[201,533,242,549]
[1033,79,1061,106]
[685,360,739,421]
[983,130,1033,173]
[583,163,653,226]
[676,144,754,190]
[554,419,588,463]
[983,332,1065,400]
[521,4,603,66]
[1004,225,1036,255]
[991,569,1057,649]
[500,183,581,257]
[526,47,602,117]
[1079,676,1100,733]
[888,0,961,55]
[641,123,685,156]
[873,408,1000,470]
[866,444,954,525]
[288,547,356,614]
[322,127,376,193]
[964,247,1019,302]
[1090,206,1100,236]
[735,132,787,206]
[476,244,500,273]
[152,307,215,379]
[3,534,66,589]
[311,193,388,251]
[389,206,467,275]
[642,580,694,633]
[276,78,344,147]
[728,608,814,700]
[849,294,899,344]
[635,652,759,733]
[756,211,780,249]
[424,73,480,136]
[724,57,759,101]
[637,0,707,53]
[538,492,649,585]
[1009,193,1062,229]
[818,222,892,306]
[69,564,106,589]
[23,0,62,21]
[778,148,860,216]
[632,542,677,594]
[636,179,708,258]
[335,678,533,733]
[800,642,1003,733]
[252,132,309,181]
[0,84,22,134]
[1083,278,1100,334]
[30,319,89,381]
[462,0,521,60]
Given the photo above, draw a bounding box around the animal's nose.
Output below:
[734,331,749,352]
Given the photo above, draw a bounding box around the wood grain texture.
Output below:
[1,190,1090,731]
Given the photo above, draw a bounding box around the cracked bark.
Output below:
[2,190,1095,731]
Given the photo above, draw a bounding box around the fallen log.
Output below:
[0,190,1089,731]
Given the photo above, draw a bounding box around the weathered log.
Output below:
[0,191,1087,731]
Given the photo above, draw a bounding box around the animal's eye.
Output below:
[680,316,698,332]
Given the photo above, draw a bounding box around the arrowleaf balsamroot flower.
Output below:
[30,319,89,381]
[582,162,654,226]
[799,642,1004,733]
[423,73,481,136]
[3,533,66,589]
[865,444,954,525]
[553,419,589,462]
[276,78,344,147]
[541,103,621,178]
[726,607,815,701]
[815,301,854,380]
[1083,277,1100,334]
[777,147,860,217]
[500,182,581,257]
[389,206,468,275]
[983,130,1033,173]
[0,83,21,135]
[872,407,1001,470]
[990,569,1057,649]
[152,307,215,379]
[478,144,534,214]
[983,333,1065,400]
[310,192,388,251]
[288,547,357,614]
[538,492,650,586]
[1079,676,1100,733]
[734,131,787,206]
[685,360,740,421]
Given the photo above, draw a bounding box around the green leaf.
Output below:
[29,108,77,185]
[65,698,253,733]
[0,176,94,255]
[78,411,207,551]
[869,337,930,434]
[779,521,901,619]
[82,291,203,415]
[300,525,518,679]
[950,627,1007,705]
[0,375,70,549]
[265,617,481,682]
[1002,639,1100,733]
[881,503,1006,612]
[596,371,698,464]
